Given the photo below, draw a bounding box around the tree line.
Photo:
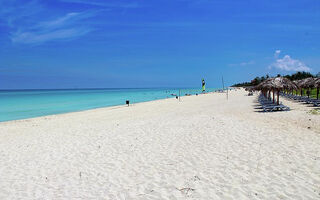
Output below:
[232,71,320,87]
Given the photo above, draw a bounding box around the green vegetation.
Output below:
[286,88,319,99]
[307,109,320,115]
[232,71,315,87]
[283,71,315,81]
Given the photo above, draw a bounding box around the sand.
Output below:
[0,89,319,199]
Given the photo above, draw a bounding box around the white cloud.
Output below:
[60,0,140,8]
[12,28,92,44]
[10,11,96,44]
[38,12,81,29]
[0,1,100,44]
[229,60,255,67]
[269,50,311,72]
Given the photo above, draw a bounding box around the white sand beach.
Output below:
[0,89,319,199]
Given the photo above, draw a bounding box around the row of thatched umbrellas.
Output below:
[293,77,320,98]
[249,77,320,105]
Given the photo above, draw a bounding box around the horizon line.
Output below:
[0,86,220,91]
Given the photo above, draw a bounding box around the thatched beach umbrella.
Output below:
[255,78,272,99]
[273,77,298,90]
[259,77,297,105]
[299,77,316,88]
[255,78,278,101]
[293,79,305,96]
[263,79,276,101]
[299,77,316,98]
[272,77,297,104]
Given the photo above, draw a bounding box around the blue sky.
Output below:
[0,0,320,89]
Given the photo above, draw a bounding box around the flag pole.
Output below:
[222,76,228,100]
[222,76,225,91]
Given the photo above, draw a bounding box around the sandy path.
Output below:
[0,89,319,199]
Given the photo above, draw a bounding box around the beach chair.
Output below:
[262,104,290,112]
[311,99,320,106]
[258,94,290,112]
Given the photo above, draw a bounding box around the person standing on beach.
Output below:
[202,79,206,92]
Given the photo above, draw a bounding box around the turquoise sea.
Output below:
[0,88,213,122]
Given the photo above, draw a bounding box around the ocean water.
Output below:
[0,88,213,122]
